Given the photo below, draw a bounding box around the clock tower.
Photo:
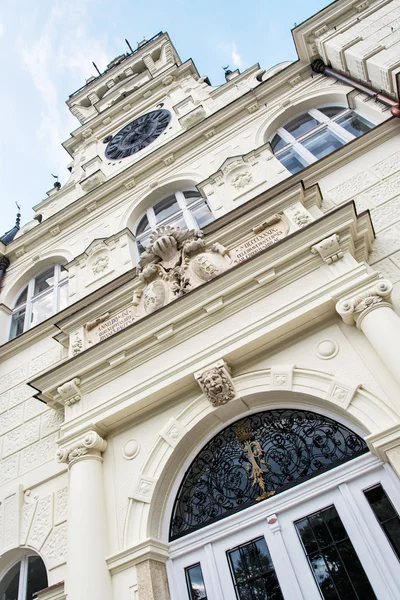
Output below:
[1,4,400,600]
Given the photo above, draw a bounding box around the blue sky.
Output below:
[0,0,331,233]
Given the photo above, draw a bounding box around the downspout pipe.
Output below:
[0,256,10,290]
[311,59,400,118]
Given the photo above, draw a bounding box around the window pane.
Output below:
[303,129,345,160]
[183,190,202,204]
[15,286,28,306]
[137,232,152,255]
[34,267,55,296]
[185,564,207,600]
[191,202,214,229]
[154,194,180,222]
[0,560,20,600]
[136,214,150,236]
[26,556,48,600]
[30,290,54,327]
[227,537,283,600]
[271,134,288,152]
[59,282,68,311]
[10,309,26,339]
[295,506,377,600]
[285,113,319,138]
[59,265,68,281]
[318,106,346,119]
[364,484,400,560]
[278,147,308,174]
[336,113,373,138]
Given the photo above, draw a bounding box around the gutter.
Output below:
[311,59,400,118]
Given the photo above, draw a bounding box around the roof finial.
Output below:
[15,201,21,229]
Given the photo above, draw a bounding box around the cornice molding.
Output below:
[106,538,170,575]
[5,112,394,268]
[29,204,373,416]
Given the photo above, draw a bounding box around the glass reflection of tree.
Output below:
[229,539,283,600]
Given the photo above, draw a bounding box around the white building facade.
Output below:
[1,1,400,599]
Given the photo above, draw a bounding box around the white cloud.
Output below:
[231,43,242,69]
[219,41,243,71]
[15,0,115,183]
[0,23,3,38]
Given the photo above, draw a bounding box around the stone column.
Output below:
[136,559,171,600]
[57,430,112,600]
[336,280,400,386]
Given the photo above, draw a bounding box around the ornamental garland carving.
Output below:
[194,359,236,407]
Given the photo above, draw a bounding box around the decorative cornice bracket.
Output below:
[311,234,343,264]
[57,377,82,406]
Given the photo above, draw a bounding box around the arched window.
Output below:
[135,189,214,255]
[10,264,68,340]
[270,105,375,174]
[170,409,367,540]
[0,554,48,600]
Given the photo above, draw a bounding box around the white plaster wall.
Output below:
[318,134,400,296]
[0,338,68,583]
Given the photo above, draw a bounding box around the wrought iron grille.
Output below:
[169,409,367,540]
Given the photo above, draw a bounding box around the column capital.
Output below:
[336,279,393,327]
[56,430,107,466]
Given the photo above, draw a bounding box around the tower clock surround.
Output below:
[105,109,171,160]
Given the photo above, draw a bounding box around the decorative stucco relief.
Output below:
[195,359,236,407]
[85,226,232,346]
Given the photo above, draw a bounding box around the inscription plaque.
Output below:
[229,218,288,263]
[87,307,136,344]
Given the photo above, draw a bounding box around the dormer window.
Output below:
[270,106,374,174]
[134,189,214,255]
[10,264,68,339]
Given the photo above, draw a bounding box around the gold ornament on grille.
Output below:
[236,422,275,501]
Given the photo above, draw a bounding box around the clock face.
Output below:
[105,109,171,160]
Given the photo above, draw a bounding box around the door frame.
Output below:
[167,454,400,600]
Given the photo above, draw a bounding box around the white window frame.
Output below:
[167,455,400,600]
[10,264,68,339]
[134,189,214,258]
[271,105,377,172]
[0,553,47,600]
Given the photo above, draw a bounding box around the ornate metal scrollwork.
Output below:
[169,409,367,540]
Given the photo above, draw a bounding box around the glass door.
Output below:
[168,465,400,600]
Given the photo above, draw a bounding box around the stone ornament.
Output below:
[336,280,393,327]
[291,210,312,227]
[92,254,109,275]
[57,377,82,406]
[56,431,107,464]
[232,171,252,189]
[123,439,140,460]
[71,336,83,356]
[316,340,339,360]
[194,359,236,407]
[135,226,232,317]
[311,234,343,264]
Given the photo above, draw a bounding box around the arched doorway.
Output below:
[166,408,400,600]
